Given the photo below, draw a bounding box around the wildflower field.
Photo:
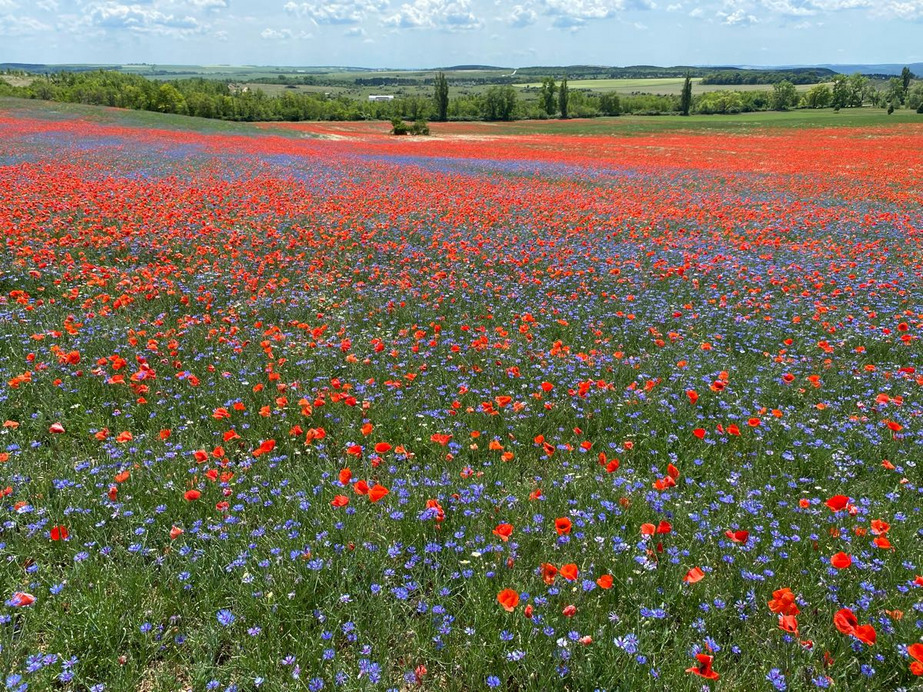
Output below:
[1,102,923,691]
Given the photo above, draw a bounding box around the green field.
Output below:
[516,77,824,95]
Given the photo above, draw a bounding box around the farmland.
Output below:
[1,100,923,691]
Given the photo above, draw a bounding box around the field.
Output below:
[1,100,923,691]
[515,77,822,95]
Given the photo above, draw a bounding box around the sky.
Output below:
[0,0,921,69]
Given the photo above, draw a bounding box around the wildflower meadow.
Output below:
[1,105,923,691]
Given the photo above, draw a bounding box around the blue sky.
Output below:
[0,0,920,68]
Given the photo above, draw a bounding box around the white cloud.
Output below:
[384,0,483,30]
[0,13,51,35]
[508,3,537,26]
[189,0,229,9]
[284,0,386,25]
[85,3,206,36]
[260,25,311,38]
[718,7,758,23]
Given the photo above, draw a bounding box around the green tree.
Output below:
[680,74,692,116]
[907,83,923,112]
[847,73,871,107]
[901,66,913,96]
[558,75,569,119]
[539,76,556,116]
[153,83,186,114]
[803,83,831,109]
[770,80,798,111]
[433,71,449,122]
[885,77,905,106]
[831,74,850,109]
[482,86,517,121]
[598,92,621,116]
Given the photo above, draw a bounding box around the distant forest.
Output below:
[1,66,921,123]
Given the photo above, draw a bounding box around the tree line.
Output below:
[1,68,920,124]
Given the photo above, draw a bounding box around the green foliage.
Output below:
[680,74,692,116]
[908,83,923,112]
[700,68,835,85]
[558,75,569,119]
[885,77,905,106]
[901,66,913,94]
[433,71,449,122]
[482,85,518,121]
[597,92,621,116]
[803,84,832,109]
[539,76,556,116]
[390,117,410,135]
[411,118,430,135]
[770,80,799,111]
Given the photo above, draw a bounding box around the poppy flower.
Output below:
[331,495,349,507]
[554,517,572,535]
[559,563,578,581]
[908,643,923,675]
[184,489,201,501]
[562,604,577,617]
[493,523,513,541]
[338,468,352,485]
[497,589,519,612]
[49,525,68,541]
[830,552,852,569]
[8,592,35,607]
[596,574,613,589]
[353,480,369,495]
[692,428,706,439]
[49,422,65,434]
[833,608,859,635]
[768,588,800,616]
[368,484,389,502]
[725,530,749,544]
[779,614,799,635]
[170,526,184,540]
[825,495,849,512]
[686,653,719,680]
[374,442,392,454]
[684,567,705,584]
[540,563,558,585]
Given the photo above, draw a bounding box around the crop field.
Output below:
[514,78,822,95]
[1,101,923,691]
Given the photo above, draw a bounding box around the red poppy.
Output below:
[830,552,852,569]
[368,484,389,502]
[541,563,558,585]
[50,525,68,541]
[354,480,369,495]
[497,589,519,612]
[170,526,184,540]
[768,588,800,616]
[596,574,613,589]
[686,653,719,680]
[686,390,698,405]
[684,567,705,584]
[825,495,849,512]
[338,468,352,485]
[374,442,392,454]
[331,495,349,507]
[692,428,706,439]
[725,530,749,544]
[554,517,572,535]
[779,614,799,635]
[908,643,923,676]
[9,592,35,607]
[559,563,578,581]
[184,489,201,501]
[493,523,513,541]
